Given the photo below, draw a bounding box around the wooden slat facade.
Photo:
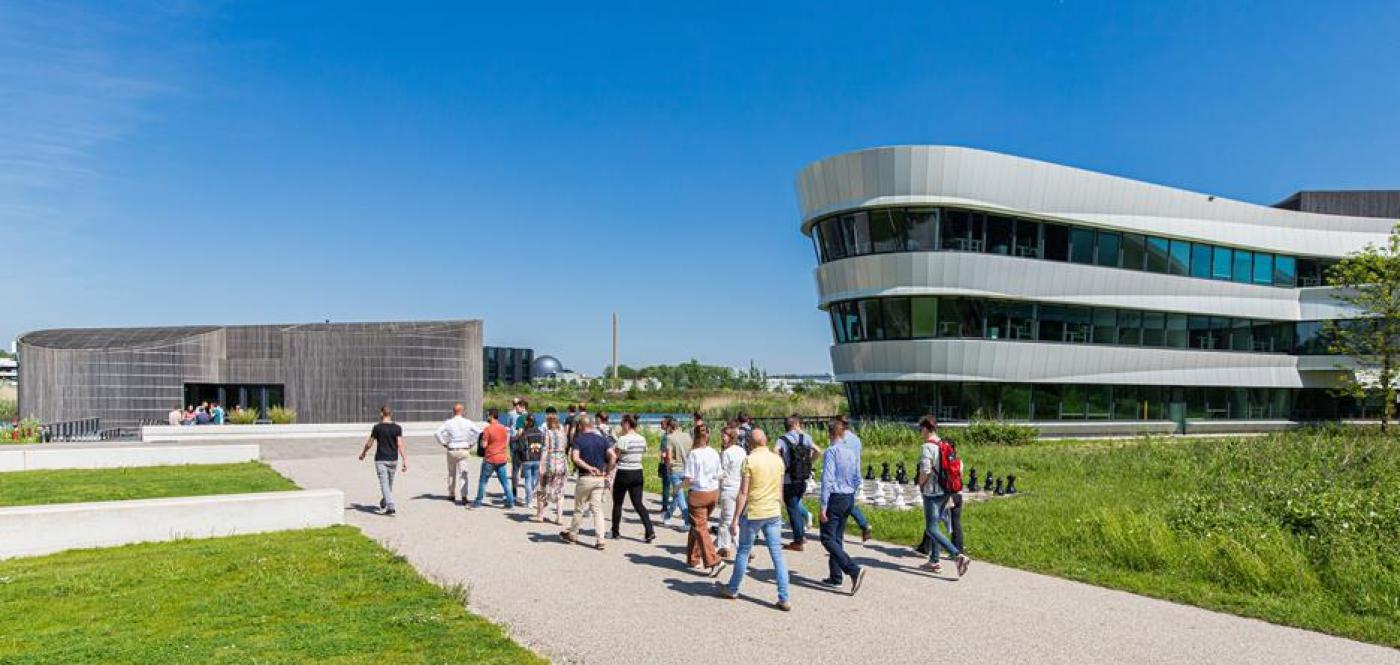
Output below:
[17,320,483,427]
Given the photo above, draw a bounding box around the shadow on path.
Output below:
[624,552,694,574]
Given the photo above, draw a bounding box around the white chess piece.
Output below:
[856,481,870,504]
[873,480,887,506]
[805,477,818,497]
[892,486,908,509]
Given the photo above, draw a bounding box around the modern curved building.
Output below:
[796,146,1398,425]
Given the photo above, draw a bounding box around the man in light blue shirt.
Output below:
[839,427,874,541]
[818,416,867,595]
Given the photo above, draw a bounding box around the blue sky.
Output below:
[4,1,1399,374]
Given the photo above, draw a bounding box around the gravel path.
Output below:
[271,440,1398,665]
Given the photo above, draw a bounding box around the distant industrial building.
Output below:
[765,373,837,392]
[18,320,483,426]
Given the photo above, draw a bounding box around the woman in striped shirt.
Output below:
[608,414,656,543]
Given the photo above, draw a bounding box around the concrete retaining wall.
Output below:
[142,422,442,442]
[0,489,344,559]
[0,444,260,473]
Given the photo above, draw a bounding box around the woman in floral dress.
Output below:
[535,407,569,523]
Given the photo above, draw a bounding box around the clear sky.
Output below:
[4,1,1399,374]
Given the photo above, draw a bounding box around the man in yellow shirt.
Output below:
[715,428,791,611]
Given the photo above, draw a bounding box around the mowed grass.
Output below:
[639,427,1400,646]
[0,462,297,507]
[0,526,544,665]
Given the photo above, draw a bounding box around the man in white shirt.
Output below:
[436,403,484,504]
[715,425,748,559]
[167,406,182,427]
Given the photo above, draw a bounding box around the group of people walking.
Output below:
[361,402,972,609]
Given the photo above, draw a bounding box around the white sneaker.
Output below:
[662,517,675,527]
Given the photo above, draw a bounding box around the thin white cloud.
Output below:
[0,1,175,211]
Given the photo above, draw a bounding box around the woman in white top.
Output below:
[682,423,725,577]
[715,425,748,558]
[608,414,656,542]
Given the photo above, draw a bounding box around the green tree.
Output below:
[1325,224,1400,433]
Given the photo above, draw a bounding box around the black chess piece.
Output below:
[865,464,874,480]
[984,471,994,491]
[1005,474,1018,495]
[966,467,979,492]
[880,462,892,482]
[994,477,1005,496]
[895,462,909,485]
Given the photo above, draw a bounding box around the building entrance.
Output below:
[184,383,284,416]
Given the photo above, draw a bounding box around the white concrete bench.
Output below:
[0,488,345,559]
[0,444,260,473]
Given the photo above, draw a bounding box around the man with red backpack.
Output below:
[914,415,971,577]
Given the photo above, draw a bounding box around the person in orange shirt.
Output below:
[472,409,517,508]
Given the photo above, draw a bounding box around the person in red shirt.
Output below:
[472,409,517,508]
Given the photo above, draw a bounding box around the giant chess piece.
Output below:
[856,480,870,504]
[865,464,875,481]
[994,477,1005,496]
[895,461,909,485]
[805,477,818,497]
[893,485,908,509]
[1005,474,1018,495]
[966,467,979,492]
[880,462,892,482]
[984,471,994,492]
[873,480,888,506]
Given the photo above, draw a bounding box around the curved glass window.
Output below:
[828,296,1343,356]
[843,381,1369,422]
[809,205,1329,288]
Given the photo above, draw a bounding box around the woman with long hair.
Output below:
[683,422,726,577]
[535,407,569,523]
[608,414,657,543]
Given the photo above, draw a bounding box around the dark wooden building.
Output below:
[17,320,483,427]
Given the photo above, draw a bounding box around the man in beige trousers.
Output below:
[435,403,483,505]
[561,415,616,550]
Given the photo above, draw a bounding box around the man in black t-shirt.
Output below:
[359,406,408,515]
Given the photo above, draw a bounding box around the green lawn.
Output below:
[0,526,544,664]
[642,427,1400,647]
[0,462,298,507]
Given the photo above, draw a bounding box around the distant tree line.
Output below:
[612,359,766,391]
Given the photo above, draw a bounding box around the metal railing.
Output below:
[40,417,103,443]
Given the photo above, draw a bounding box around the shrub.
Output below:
[853,421,922,447]
[960,419,1040,446]
[0,399,16,422]
[2,418,43,444]
[226,408,260,425]
[266,406,297,425]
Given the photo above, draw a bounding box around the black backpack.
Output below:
[782,432,814,482]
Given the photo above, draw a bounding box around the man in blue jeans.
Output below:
[818,418,867,595]
[715,429,791,610]
[915,415,971,577]
[472,410,516,508]
[836,420,874,542]
[776,416,819,551]
[660,417,692,526]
